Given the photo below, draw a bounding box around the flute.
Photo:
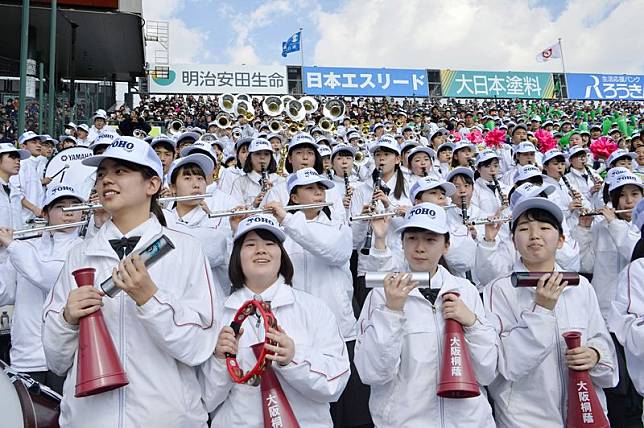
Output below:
[350,204,458,221]
[62,193,213,212]
[468,216,512,226]
[208,202,333,219]
[580,208,632,216]
[14,220,88,238]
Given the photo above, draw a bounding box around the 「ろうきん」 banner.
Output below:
[441,70,556,99]
[303,67,429,97]
[149,65,288,95]
[566,73,644,100]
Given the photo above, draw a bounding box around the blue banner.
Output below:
[303,67,428,97]
[566,73,644,100]
[281,31,301,58]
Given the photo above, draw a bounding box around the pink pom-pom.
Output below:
[589,137,618,160]
[484,128,506,149]
[466,129,483,144]
[534,129,557,153]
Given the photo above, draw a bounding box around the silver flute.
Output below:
[468,216,513,226]
[62,193,213,212]
[208,202,333,219]
[350,204,458,221]
[14,220,88,238]
[580,208,633,216]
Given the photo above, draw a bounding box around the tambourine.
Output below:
[225,299,278,386]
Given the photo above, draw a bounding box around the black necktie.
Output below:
[108,236,141,260]
[2,184,9,196]
[486,184,497,192]
[582,174,589,183]
[419,288,441,305]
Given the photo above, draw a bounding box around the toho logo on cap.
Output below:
[110,140,136,152]
[615,174,638,184]
[246,216,276,226]
[51,185,74,195]
[302,169,319,179]
[408,206,437,218]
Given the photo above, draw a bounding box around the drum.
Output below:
[0,360,61,428]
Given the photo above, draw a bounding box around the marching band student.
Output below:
[318,143,334,178]
[564,146,603,209]
[0,184,85,393]
[42,137,219,428]
[231,138,283,207]
[164,153,230,298]
[450,141,477,169]
[574,172,643,321]
[12,131,50,220]
[218,137,252,196]
[399,140,420,179]
[265,133,346,224]
[435,142,454,178]
[471,149,508,218]
[354,202,497,427]
[406,146,440,183]
[608,198,644,426]
[501,141,538,186]
[150,135,177,186]
[0,142,30,231]
[483,192,618,428]
[199,214,350,427]
[87,109,115,142]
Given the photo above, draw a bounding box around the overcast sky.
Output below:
[141,0,644,75]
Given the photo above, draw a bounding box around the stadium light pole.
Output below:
[48,0,57,135]
[18,0,30,136]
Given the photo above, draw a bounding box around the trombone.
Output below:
[208,202,332,219]
[14,220,88,239]
[62,194,213,212]
[354,150,370,168]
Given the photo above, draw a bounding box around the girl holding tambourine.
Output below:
[354,202,497,427]
[199,214,350,427]
[482,189,618,427]
[42,137,219,428]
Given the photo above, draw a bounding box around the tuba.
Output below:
[218,93,236,114]
[285,99,306,122]
[323,99,345,122]
[262,96,283,117]
[318,117,333,133]
[215,112,233,129]
[234,99,254,121]
[168,119,184,136]
[300,96,319,114]
[269,119,282,133]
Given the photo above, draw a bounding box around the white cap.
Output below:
[248,138,273,153]
[511,194,563,230]
[289,133,317,152]
[395,202,449,235]
[514,164,543,183]
[18,131,45,146]
[331,144,357,157]
[77,124,90,133]
[167,153,214,180]
[180,140,217,160]
[436,142,455,152]
[509,182,556,210]
[0,142,30,160]
[542,149,565,165]
[92,109,108,121]
[233,214,286,243]
[513,142,537,155]
[176,131,201,144]
[608,172,643,193]
[410,178,456,202]
[60,135,76,145]
[346,131,360,141]
[267,133,284,143]
[632,198,644,232]
[286,167,334,194]
[406,147,435,164]
[607,149,636,167]
[151,135,177,150]
[370,135,400,155]
[91,131,118,146]
[475,149,499,167]
[83,136,163,178]
[317,145,332,157]
[43,184,84,208]
[446,166,474,182]
[566,146,589,159]
[605,167,630,185]
[65,122,77,129]
[531,115,542,122]
[452,141,477,154]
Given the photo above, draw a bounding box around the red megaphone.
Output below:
[437,292,480,398]
[251,343,300,428]
[563,331,609,428]
[72,268,129,397]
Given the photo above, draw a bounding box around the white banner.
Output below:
[148,64,288,95]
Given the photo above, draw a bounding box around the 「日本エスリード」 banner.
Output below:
[441,70,556,99]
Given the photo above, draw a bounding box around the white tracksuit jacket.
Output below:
[199,278,350,427]
[354,265,497,427]
[42,216,219,428]
[483,261,618,428]
[230,170,285,207]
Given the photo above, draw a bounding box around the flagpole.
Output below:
[558,38,566,75]
[299,27,304,67]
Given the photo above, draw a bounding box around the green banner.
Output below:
[441,70,556,99]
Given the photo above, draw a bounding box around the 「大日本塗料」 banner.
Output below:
[441,70,556,99]
[148,64,288,94]
[566,73,644,100]
[303,67,429,97]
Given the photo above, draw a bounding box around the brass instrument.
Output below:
[208,202,332,219]
[384,123,394,133]
[168,119,184,136]
[395,118,404,128]
[286,99,306,122]
[268,120,282,133]
[219,93,236,113]
[234,99,254,121]
[213,152,224,182]
[14,220,88,239]
[361,123,371,135]
[63,194,213,212]
[262,96,284,116]
[300,96,319,114]
[319,117,333,132]
[350,118,359,128]
[133,129,148,139]
[322,99,345,121]
[232,128,242,139]
[361,167,382,255]
[260,166,270,193]
[215,113,233,129]
[354,150,370,168]
[287,123,299,136]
